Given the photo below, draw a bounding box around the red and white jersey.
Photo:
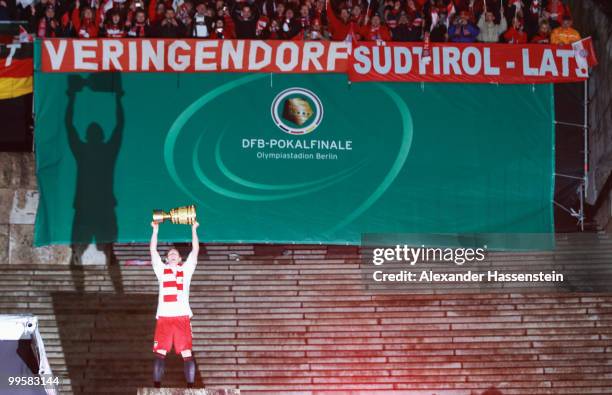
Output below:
[152,251,197,318]
[104,24,126,38]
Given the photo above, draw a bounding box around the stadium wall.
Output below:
[0,152,71,264]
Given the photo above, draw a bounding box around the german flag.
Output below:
[0,43,33,100]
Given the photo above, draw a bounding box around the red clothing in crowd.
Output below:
[211,28,235,38]
[360,24,391,41]
[95,3,108,27]
[255,15,269,37]
[326,0,359,40]
[546,1,570,26]
[385,8,402,29]
[37,17,58,37]
[61,12,70,28]
[350,13,366,26]
[127,22,148,37]
[148,0,172,24]
[223,14,235,38]
[466,0,485,18]
[267,29,279,39]
[72,8,99,38]
[148,0,158,23]
[530,33,550,44]
[125,9,135,25]
[404,5,419,21]
[503,27,527,43]
[104,22,126,37]
[299,16,311,30]
[291,30,305,40]
[447,0,484,24]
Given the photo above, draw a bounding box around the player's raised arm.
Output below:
[65,83,83,154]
[108,85,124,149]
[150,221,161,259]
[191,221,200,258]
[150,221,165,279]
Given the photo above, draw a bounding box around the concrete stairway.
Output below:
[137,389,239,395]
[0,236,612,394]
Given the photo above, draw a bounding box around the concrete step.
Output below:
[137,388,239,395]
[1,238,612,394]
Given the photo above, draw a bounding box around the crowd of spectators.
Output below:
[0,0,582,44]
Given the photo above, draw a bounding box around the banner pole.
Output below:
[581,78,588,231]
[580,184,584,231]
[583,79,588,200]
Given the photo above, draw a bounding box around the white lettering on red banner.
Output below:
[350,39,597,84]
[40,38,597,84]
[41,39,351,74]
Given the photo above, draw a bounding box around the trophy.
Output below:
[152,205,197,225]
[282,98,313,126]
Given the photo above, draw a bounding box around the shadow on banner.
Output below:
[65,73,124,292]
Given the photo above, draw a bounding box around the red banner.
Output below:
[40,39,351,73]
[349,39,598,84]
[39,38,597,84]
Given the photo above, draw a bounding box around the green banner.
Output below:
[33,70,554,246]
